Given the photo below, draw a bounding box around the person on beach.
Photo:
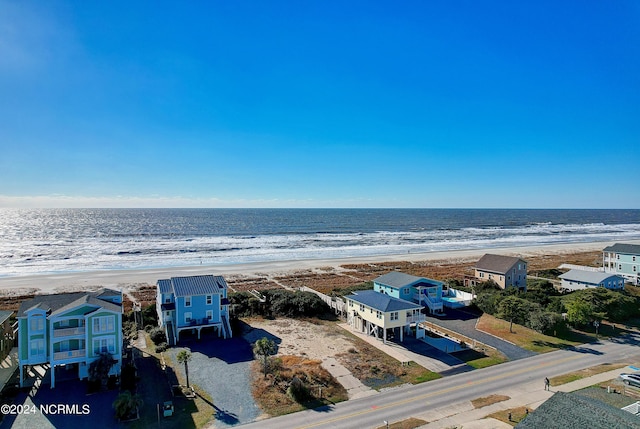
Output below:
[544,377,550,390]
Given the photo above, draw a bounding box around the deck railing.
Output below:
[53,349,86,361]
[53,327,86,337]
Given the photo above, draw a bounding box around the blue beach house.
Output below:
[373,272,444,314]
[603,243,640,285]
[17,289,123,388]
[156,275,232,345]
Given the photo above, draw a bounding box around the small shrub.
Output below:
[155,343,168,353]
[149,327,167,345]
[144,325,154,333]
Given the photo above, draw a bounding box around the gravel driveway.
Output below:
[167,336,261,428]
[425,309,536,361]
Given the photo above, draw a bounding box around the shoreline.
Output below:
[2,240,637,295]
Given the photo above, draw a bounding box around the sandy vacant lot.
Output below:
[241,318,355,360]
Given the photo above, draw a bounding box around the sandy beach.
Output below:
[1,240,637,296]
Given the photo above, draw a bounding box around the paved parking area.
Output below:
[425,309,536,361]
[0,379,120,429]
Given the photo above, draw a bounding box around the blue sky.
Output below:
[1,1,638,208]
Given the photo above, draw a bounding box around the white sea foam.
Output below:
[1,209,639,276]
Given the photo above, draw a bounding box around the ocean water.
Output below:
[0,208,639,277]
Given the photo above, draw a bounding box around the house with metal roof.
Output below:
[16,289,122,388]
[345,290,424,344]
[603,243,640,285]
[558,269,625,291]
[467,254,527,291]
[156,275,232,345]
[373,272,444,314]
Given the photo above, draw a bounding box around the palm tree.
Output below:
[176,349,192,388]
[113,390,143,420]
[253,337,276,377]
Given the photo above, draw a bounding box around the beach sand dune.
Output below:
[1,241,635,297]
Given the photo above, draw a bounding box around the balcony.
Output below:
[179,318,218,328]
[53,349,86,361]
[406,314,426,324]
[53,326,86,338]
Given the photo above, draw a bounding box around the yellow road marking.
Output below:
[298,354,583,428]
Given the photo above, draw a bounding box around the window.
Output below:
[479,272,484,278]
[206,310,213,321]
[93,337,115,356]
[617,254,620,259]
[30,316,45,332]
[359,304,365,312]
[349,301,353,307]
[185,296,192,307]
[58,319,69,328]
[390,312,398,321]
[206,295,212,305]
[185,312,192,323]
[403,288,410,295]
[30,339,45,356]
[376,311,382,319]
[93,316,115,334]
[633,256,636,262]
[634,266,637,272]
[165,297,171,304]
[619,264,623,270]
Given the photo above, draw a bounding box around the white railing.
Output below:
[406,314,426,324]
[53,349,86,361]
[53,327,86,337]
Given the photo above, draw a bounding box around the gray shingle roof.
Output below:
[345,290,422,312]
[603,243,640,254]
[165,275,227,297]
[17,289,122,318]
[0,311,13,324]
[559,269,623,284]
[516,392,639,429]
[475,254,525,274]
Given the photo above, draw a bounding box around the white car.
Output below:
[619,373,640,387]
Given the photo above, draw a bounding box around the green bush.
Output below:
[149,327,166,345]
[155,342,168,353]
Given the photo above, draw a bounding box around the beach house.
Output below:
[156,275,232,345]
[467,254,527,291]
[17,289,123,388]
[559,269,626,292]
[345,290,424,344]
[603,243,640,285]
[373,272,444,314]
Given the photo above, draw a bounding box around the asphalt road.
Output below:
[238,332,640,429]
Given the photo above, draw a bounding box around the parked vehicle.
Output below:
[619,373,640,387]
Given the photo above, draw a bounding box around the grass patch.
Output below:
[374,417,428,429]
[471,394,510,409]
[549,363,627,386]
[487,406,530,426]
[476,314,585,353]
[252,355,348,417]
[451,348,508,369]
[336,328,441,389]
[130,333,214,429]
